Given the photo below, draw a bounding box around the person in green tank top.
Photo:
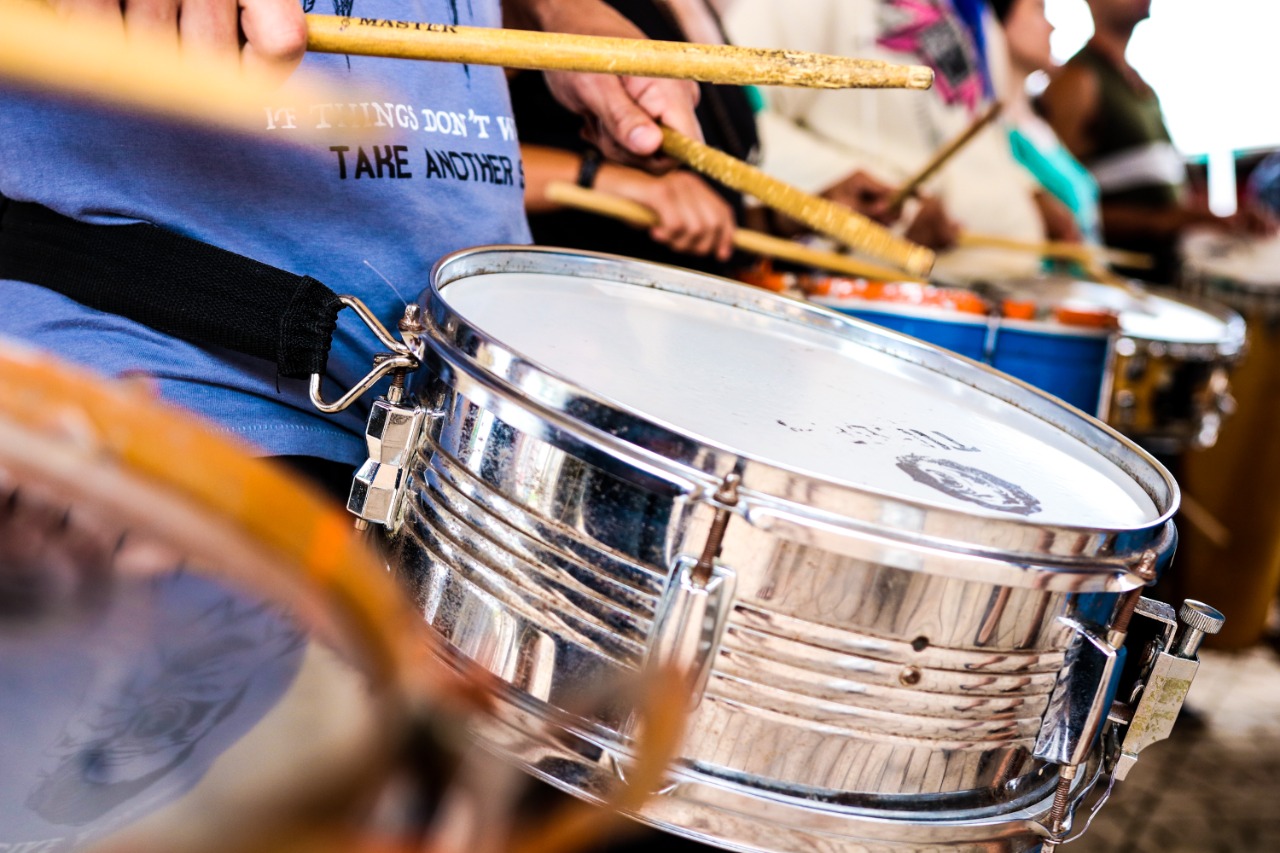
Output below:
[1039,0,1272,282]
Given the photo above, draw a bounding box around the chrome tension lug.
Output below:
[347,396,434,533]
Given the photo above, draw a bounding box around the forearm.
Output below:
[521,145,585,212]
[505,0,635,37]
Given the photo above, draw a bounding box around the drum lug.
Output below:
[642,474,742,711]
[1033,618,1120,768]
[644,555,736,712]
[347,397,437,532]
[1108,598,1225,780]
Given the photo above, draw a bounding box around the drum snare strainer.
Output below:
[324,247,1223,853]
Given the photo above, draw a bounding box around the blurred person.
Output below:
[1039,0,1274,282]
[991,0,1101,245]
[723,0,1075,281]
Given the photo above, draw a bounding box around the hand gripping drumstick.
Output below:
[305,15,935,90]
[885,101,1004,209]
[658,127,936,277]
[546,181,927,282]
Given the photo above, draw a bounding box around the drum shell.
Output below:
[392,247,1178,850]
[988,321,1111,416]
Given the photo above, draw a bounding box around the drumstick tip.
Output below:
[908,66,934,89]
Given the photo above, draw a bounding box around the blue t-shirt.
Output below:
[0,0,530,465]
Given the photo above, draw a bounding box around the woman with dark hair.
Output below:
[991,0,1102,245]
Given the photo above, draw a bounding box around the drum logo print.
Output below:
[896,455,1042,516]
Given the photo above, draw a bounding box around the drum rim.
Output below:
[423,246,1178,551]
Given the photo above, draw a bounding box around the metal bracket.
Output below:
[644,555,737,711]
[309,297,421,414]
[1034,618,1119,767]
[641,474,742,712]
[1109,598,1225,780]
[347,398,435,531]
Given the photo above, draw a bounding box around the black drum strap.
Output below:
[0,201,343,379]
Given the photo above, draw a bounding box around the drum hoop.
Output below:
[1120,286,1248,357]
[423,246,1177,555]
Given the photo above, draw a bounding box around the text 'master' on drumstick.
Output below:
[546,181,927,283]
[658,127,936,277]
[886,100,1004,209]
[305,14,934,90]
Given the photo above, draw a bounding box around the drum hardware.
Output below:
[1037,551,1154,843]
[1107,599,1224,779]
[309,297,420,415]
[641,474,740,714]
[1039,596,1224,850]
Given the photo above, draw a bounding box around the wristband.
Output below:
[576,148,603,188]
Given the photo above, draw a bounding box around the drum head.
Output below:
[1000,277,1243,349]
[429,249,1174,532]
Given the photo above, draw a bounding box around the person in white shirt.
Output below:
[724,0,1065,280]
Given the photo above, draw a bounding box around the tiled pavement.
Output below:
[1069,645,1280,853]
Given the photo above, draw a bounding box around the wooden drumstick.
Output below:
[658,128,935,277]
[0,2,331,135]
[956,232,1156,271]
[305,14,934,90]
[546,181,927,282]
[886,101,1003,209]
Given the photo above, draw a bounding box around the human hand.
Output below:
[597,166,736,259]
[1033,190,1083,243]
[49,0,307,82]
[820,170,899,224]
[511,0,702,173]
[904,195,960,250]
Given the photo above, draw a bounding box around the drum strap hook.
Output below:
[309,297,420,414]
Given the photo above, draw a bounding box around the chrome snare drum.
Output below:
[994,277,1245,454]
[349,247,1217,852]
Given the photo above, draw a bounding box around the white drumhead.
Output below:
[1183,230,1280,287]
[441,272,1160,528]
[1011,278,1231,344]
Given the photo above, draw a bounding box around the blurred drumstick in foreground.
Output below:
[547,181,927,282]
[886,101,1003,209]
[0,1,333,135]
[306,14,934,90]
[956,231,1156,270]
[659,128,935,276]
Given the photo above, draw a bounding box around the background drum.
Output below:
[810,274,1244,453]
[1179,231,1280,649]
[364,246,1201,852]
[989,277,1245,455]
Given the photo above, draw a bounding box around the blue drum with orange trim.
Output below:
[806,276,1117,417]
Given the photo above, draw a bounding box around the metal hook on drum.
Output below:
[308,297,421,414]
